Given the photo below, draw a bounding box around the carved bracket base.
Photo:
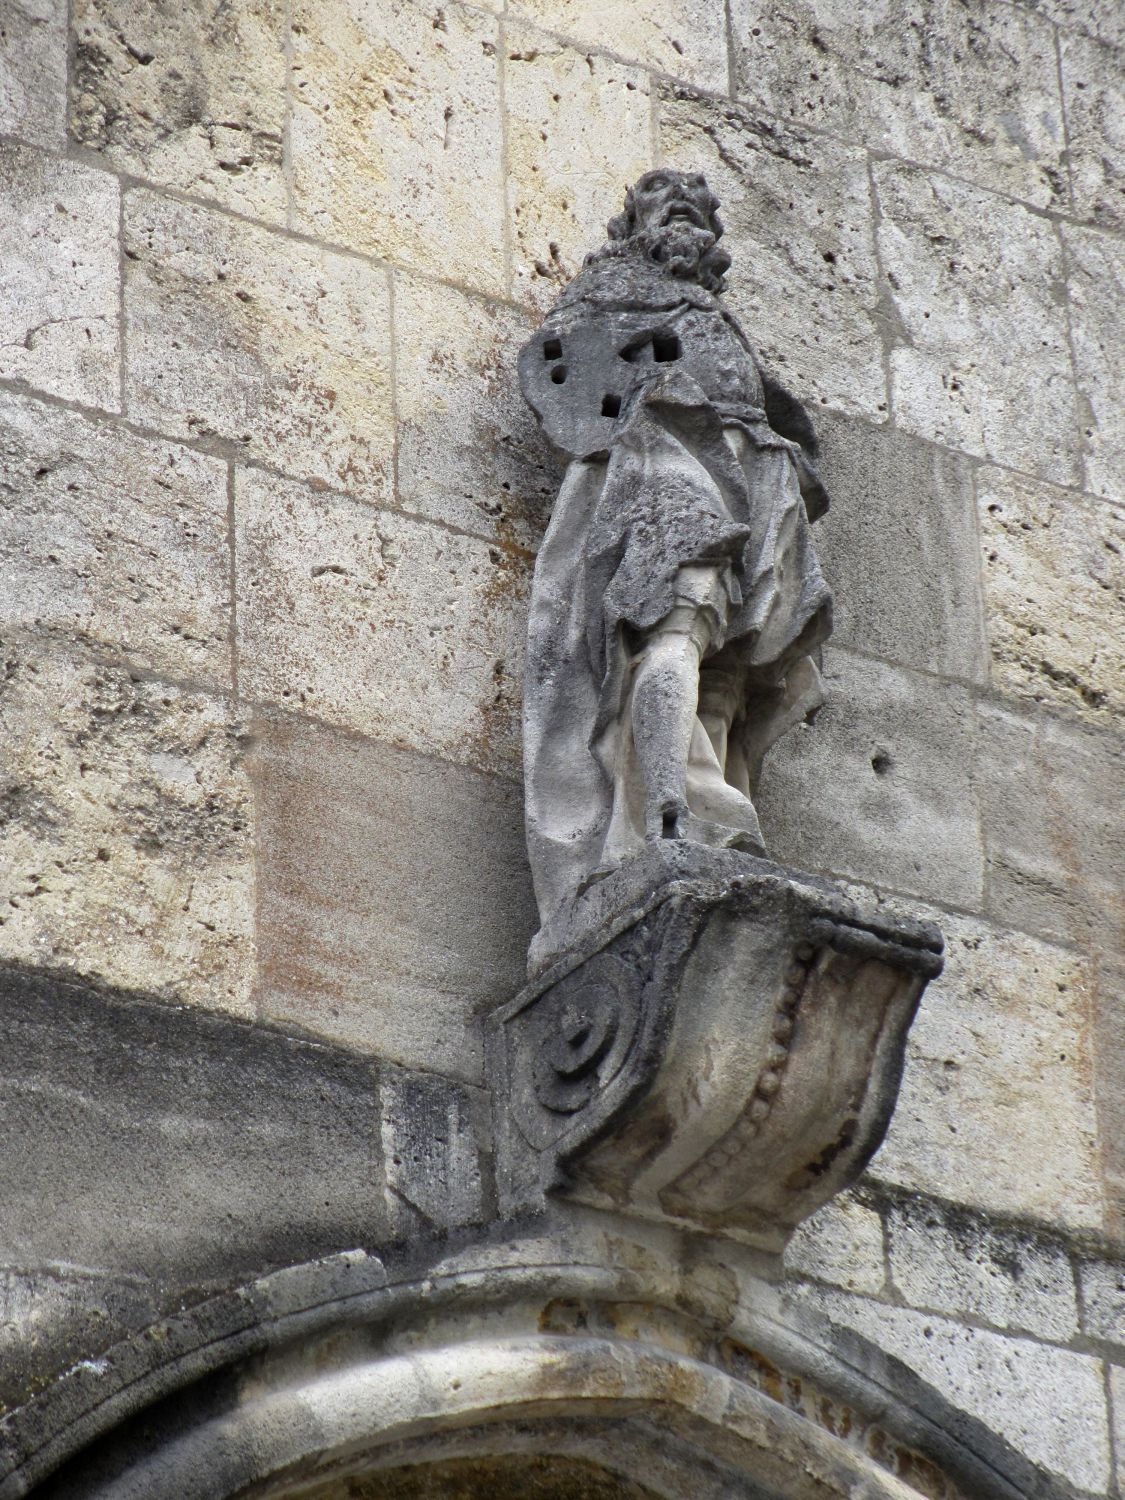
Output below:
[488,845,943,1250]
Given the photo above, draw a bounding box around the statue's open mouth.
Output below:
[662,203,706,228]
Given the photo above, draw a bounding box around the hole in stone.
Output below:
[601,393,621,418]
[652,334,681,362]
[550,365,568,384]
[543,337,562,360]
[871,750,893,777]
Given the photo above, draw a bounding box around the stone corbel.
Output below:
[488,845,942,1251]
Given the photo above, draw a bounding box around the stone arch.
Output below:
[2,1237,1069,1500]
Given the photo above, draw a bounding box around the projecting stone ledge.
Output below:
[488,845,942,1250]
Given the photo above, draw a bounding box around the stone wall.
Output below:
[0,0,1122,1494]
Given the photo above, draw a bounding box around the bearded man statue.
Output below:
[518,168,833,941]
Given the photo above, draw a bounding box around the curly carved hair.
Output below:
[587,177,732,295]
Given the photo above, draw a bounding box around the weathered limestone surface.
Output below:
[506,25,653,309]
[252,713,535,1082]
[0,643,255,1015]
[756,649,984,908]
[1015,0,1123,49]
[730,0,1067,212]
[977,467,1125,727]
[509,0,730,90]
[815,413,987,682]
[0,0,67,148]
[124,191,394,499]
[290,0,506,297]
[393,272,552,550]
[978,704,1125,950]
[1064,222,1125,502]
[874,162,1081,485]
[0,965,386,1285]
[70,0,287,224]
[1077,1254,1125,1350]
[660,93,886,420]
[795,1285,1111,1492]
[0,393,231,686]
[0,144,120,410]
[783,1194,886,1295]
[1061,30,1125,234]
[872,917,1103,1233]
[236,469,528,773]
[380,1066,492,1234]
[1112,1366,1125,1493]
[884,1195,1079,1341]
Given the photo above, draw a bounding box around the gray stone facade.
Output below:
[0,0,1121,1494]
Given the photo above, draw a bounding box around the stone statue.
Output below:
[519,168,833,930]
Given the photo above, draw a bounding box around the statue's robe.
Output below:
[522,252,833,927]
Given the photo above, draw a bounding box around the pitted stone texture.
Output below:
[0,144,120,410]
[1064,223,1125,503]
[0,0,66,148]
[783,1194,886,1295]
[1015,0,1124,49]
[731,0,1066,212]
[124,191,393,499]
[815,413,987,683]
[252,715,535,1081]
[290,0,506,297]
[978,704,1125,950]
[509,0,729,90]
[756,649,983,908]
[1078,1255,1125,1351]
[1061,31,1125,234]
[393,273,553,550]
[381,1067,491,1233]
[885,1197,1079,1341]
[977,467,1125,727]
[236,470,527,774]
[0,643,254,1015]
[660,93,885,420]
[797,1287,1111,1493]
[873,918,1103,1233]
[1112,1365,1125,1492]
[874,162,1081,486]
[71,0,287,224]
[0,393,230,685]
[506,26,653,311]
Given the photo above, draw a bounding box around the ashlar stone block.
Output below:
[814,412,987,683]
[0,642,254,1015]
[509,0,730,91]
[1064,222,1125,503]
[236,468,529,774]
[0,0,67,148]
[783,1194,886,1295]
[392,271,554,550]
[505,24,653,311]
[978,702,1125,951]
[872,916,1104,1233]
[380,1067,491,1233]
[0,143,120,410]
[1112,1365,1125,1493]
[796,1287,1111,1493]
[124,191,393,500]
[252,714,536,1081]
[885,1196,1079,1341]
[659,92,886,420]
[977,466,1125,727]
[1061,30,1125,234]
[1077,1255,1125,1351]
[71,0,287,224]
[290,0,506,297]
[874,161,1081,485]
[755,649,984,908]
[0,393,231,686]
[731,0,1067,212]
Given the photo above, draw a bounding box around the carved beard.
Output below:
[630,220,730,293]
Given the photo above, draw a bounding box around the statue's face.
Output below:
[630,170,719,239]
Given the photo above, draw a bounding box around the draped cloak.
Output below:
[521,253,833,928]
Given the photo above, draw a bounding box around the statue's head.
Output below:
[599,169,732,294]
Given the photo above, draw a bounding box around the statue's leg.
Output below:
[632,604,712,840]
